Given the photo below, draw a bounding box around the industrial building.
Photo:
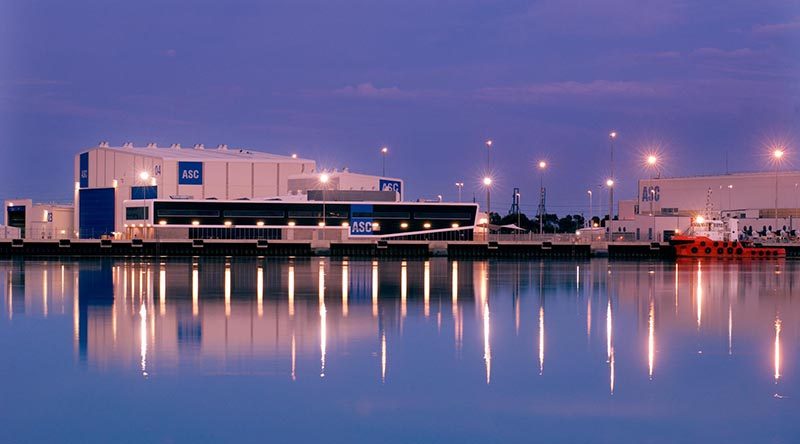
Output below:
[3,199,74,240]
[612,171,800,241]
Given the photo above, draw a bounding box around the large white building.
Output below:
[73,142,318,238]
[612,171,800,240]
[69,142,407,239]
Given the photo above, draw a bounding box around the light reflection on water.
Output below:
[0,258,798,442]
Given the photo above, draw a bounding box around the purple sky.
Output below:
[2,0,799,215]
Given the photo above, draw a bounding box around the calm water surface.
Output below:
[0,258,797,443]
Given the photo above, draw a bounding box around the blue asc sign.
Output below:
[178,162,203,185]
[641,185,660,202]
[379,179,401,196]
[79,152,89,188]
[350,204,374,236]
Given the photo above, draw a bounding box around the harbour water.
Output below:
[0,258,797,443]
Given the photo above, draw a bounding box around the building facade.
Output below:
[74,142,317,238]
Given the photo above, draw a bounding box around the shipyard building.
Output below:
[4,142,481,241]
[612,171,800,241]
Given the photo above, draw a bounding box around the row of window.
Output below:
[143,208,473,221]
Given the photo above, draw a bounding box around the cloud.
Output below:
[690,47,761,58]
[753,19,800,35]
[331,83,412,100]
[476,80,673,103]
[163,49,177,57]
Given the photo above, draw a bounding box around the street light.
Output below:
[538,160,547,234]
[483,176,492,217]
[455,182,464,202]
[139,171,150,181]
[381,146,389,176]
[606,179,614,238]
[587,190,593,228]
[320,173,330,229]
[644,154,659,240]
[773,148,786,232]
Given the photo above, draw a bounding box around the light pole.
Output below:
[138,171,154,239]
[483,176,492,219]
[455,182,464,202]
[320,173,330,232]
[609,131,617,224]
[485,140,492,171]
[773,148,785,232]
[381,147,388,176]
[538,160,547,234]
[587,190,593,228]
[606,179,614,239]
[516,190,521,229]
[646,154,659,241]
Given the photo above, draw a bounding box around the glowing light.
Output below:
[696,262,702,329]
[538,160,547,169]
[159,266,166,316]
[319,261,327,378]
[288,264,295,317]
[371,261,379,317]
[319,173,330,184]
[401,261,407,318]
[318,222,326,227]
[609,131,617,139]
[191,220,200,226]
[224,263,231,317]
[773,149,785,159]
[139,303,148,377]
[606,179,614,187]
[158,220,167,225]
[775,317,782,383]
[288,221,296,227]
[695,215,705,224]
[341,222,349,227]
[342,261,349,317]
[139,171,150,181]
[291,153,298,159]
[647,154,658,166]
[400,222,409,229]
[423,222,432,229]
[257,265,264,317]
[451,223,460,228]
[485,139,493,147]
[256,221,264,226]
[648,300,655,380]
[291,333,296,381]
[483,177,492,186]
[192,264,200,316]
[539,305,545,375]
[423,260,430,317]
[381,146,388,154]
[483,299,491,385]
[381,331,387,383]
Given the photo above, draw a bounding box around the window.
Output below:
[131,186,157,200]
[157,209,219,217]
[288,210,322,218]
[126,207,149,220]
[223,209,284,218]
[413,211,472,220]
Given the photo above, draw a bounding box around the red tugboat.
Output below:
[670,216,785,259]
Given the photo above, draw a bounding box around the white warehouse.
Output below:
[74,142,317,238]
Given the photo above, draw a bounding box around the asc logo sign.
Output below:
[350,218,374,236]
[641,185,660,202]
[178,162,203,185]
[379,179,402,196]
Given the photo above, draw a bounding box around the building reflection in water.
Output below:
[1,258,797,392]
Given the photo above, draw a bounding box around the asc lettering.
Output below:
[182,169,201,180]
[350,220,373,234]
[641,186,660,202]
